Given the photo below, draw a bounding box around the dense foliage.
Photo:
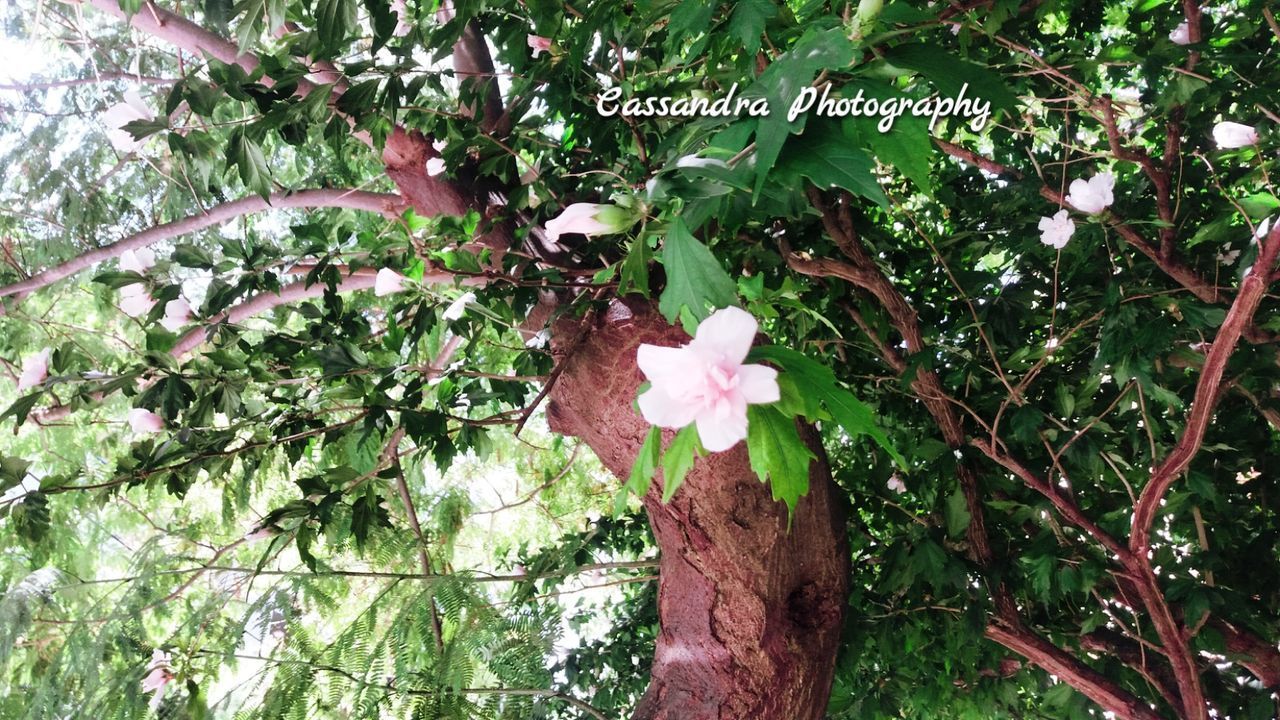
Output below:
[2,0,1280,717]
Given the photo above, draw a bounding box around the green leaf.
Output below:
[784,129,888,207]
[880,43,1019,114]
[749,345,906,468]
[315,0,356,48]
[658,218,738,333]
[171,243,216,269]
[626,426,662,500]
[944,488,971,537]
[618,238,651,297]
[726,0,775,55]
[746,405,815,515]
[750,26,854,193]
[228,130,272,202]
[1239,192,1280,219]
[660,425,702,502]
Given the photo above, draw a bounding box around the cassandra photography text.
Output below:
[596,82,992,132]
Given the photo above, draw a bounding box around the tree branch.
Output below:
[0,190,404,299]
[987,621,1164,720]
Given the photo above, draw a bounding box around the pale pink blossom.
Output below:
[374,268,407,296]
[119,248,156,274]
[528,34,553,58]
[1065,172,1115,215]
[128,408,164,433]
[636,306,780,452]
[1169,22,1191,45]
[391,0,413,36]
[16,348,51,391]
[544,203,633,243]
[159,298,193,332]
[102,90,152,154]
[1037,209,1074,249]
[118,284,155,318]
[887,474,907,494]
[1213,121,1258,149]
[140,650,172,696]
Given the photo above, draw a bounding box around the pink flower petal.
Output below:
[689,306,756,365]
[637,387,699,429]
[695,406,748,452]
[736,363,779,404]
[637,344,700,389]
[128,408,164,433]
[374,268,406,297]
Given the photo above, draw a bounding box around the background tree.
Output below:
[1,0,1280,718]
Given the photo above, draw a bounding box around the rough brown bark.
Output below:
[544,298,851,720]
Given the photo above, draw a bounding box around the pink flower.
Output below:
[1037,209,1074,249]
[119,248,156,274]
[1213,121,1258,149]
[374,268,406,296]
[1169,22,1191,45]
[544,203,633,243]
[118,284,155,318]
[636,307,780,452]
[128,408,165,433]
[887,474,907,494]
[140,649,172,695]
[16,348,51,391]
[159,298,193,332]
[528,34,553,58]
[1065,172,1115,215]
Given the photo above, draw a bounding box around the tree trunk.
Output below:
[545,298,851,720]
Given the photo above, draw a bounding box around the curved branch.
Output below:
[1131,222,1280,554]
[0,190,404,299]
[170,273,378,357]
[80,0,303,90]
[987,622,1164,720]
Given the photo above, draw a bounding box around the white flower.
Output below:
[1256,217,1273,241]
[1037,209,1075,249]
[16,348,51,391]
[426,157,446,177]
[102,90,152,154]
[442,292,476,321]
[887,474,907,494]
[118,284,155,318]
[524,329,550,349]
[636,307,780,452]
[1217,245,1241,266]
[119,248,156,274]
[374,268,407,297]
[128,408,164,434]
[544,203,635,243]
[159,299,193,332]
[1065,172,1115,215]
[1213,121,1259,149]
[1169,22,1191,45]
